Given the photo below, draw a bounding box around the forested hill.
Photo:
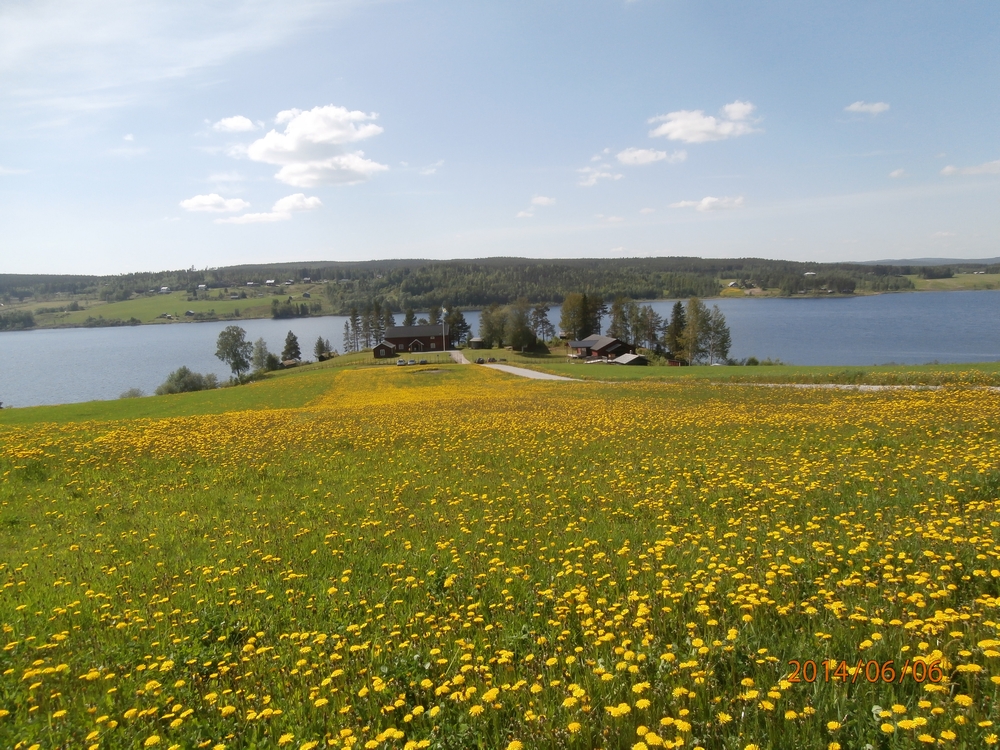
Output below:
[2,255,984,313]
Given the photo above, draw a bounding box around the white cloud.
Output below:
[179,193,250,212]
[578,166,623,187]
[123,133,134,141]
[845,101,890,115]
[245,104,388,187]
[648,100,758,143]
[941,159,1000,176]
[616,147,687,166]
[670,196,745,212]
[516,210,533,219]
[889,168,906,178]
[272,193,321,212]
[0,165,29,175]
[531,195,555,206]
[213,115,255,133]
[216,192,321,224]
[933,231,956,237]
[640,207,655,214]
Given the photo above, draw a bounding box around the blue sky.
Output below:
[1,1,998,274]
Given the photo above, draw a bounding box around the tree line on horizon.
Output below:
[1,256,956,313]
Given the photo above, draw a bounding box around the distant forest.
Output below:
[3,256,996,314]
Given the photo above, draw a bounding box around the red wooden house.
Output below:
[373,324,452,358]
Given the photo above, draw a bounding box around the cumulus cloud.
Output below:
[616,147,687,166]
[640,207,655,214]
[669,196,745,212]
[179,193,250,212]
[648,100,758,143]
[245,104,388,187]
[941,159,1000,176]
[516,210,534,219]
[889,168,906,178]
[216,192,321,224]
[578,166,623,187]
[845,101,890,115]
[213,115,256,132]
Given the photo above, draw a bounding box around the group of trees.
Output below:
[340,300,472,352]
[552,294,733,364]
[342,301,395,353]
[669,299,732,364]
[478,299,540,350]
[215,326,318,379]
[271,298,322,319]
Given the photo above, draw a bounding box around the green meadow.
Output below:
[2,364,1000,749]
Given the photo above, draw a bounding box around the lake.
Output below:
[2,290,999,407]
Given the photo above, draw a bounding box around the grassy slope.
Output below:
[907,273,1000,291]
[2,363,1000,749]
[0,355,461,426]
[492,349,1000,385]
[26,284,327,327]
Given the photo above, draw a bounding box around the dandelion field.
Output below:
[3,366,1000,750]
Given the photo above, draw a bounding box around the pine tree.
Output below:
[282,331,301,361]
[403,308,416,326]
[664,301,686,356]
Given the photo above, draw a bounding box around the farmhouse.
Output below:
[567,334,635,359]
[373,324,452,357]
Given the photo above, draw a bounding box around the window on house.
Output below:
[431,342,436,349]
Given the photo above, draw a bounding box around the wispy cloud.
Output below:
[889,168,906,178]
[0,165,29,175]
[216,192,321,224]
[648,100,758,144]
[0,1,357,113]
[179,193,250,212]
[941,159,1000,176]
[577,166,623,187]
[517,195,556,218]
[420,160,444,175]
[845,101,890,115]
[670,195,745,212]
[616,147,686,166]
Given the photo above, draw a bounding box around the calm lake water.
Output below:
[2,290,999,407]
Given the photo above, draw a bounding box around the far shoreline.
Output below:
[4,284,1000,334]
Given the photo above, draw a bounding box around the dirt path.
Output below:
[482,363,577,381]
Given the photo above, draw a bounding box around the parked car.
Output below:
[396,359,406,366]
[408,359,416,365]
[475,357,486,364]
[419,359,428,365]
[487,357,497,363]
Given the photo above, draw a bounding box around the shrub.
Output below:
[155,367,219,395]
[119,388,145,399]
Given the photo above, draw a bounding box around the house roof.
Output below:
[612,353,647,365]
[569,335,626,351]
[373,341,395,349]
[385,324,450,338]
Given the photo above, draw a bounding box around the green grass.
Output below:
[2,366,1000,749]
[907,273,1000,291]
[491,348,1000,385]
[24,284,327,327]
[0,366,338,426]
